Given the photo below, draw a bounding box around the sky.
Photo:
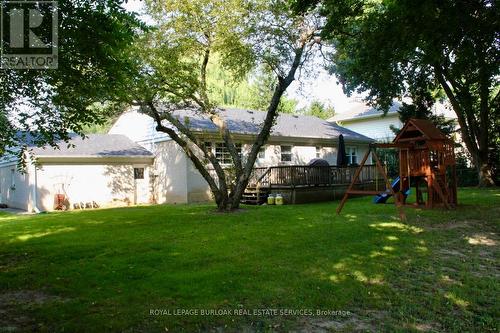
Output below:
[122,0,363,114]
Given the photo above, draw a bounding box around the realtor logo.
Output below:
[1,1,58,69]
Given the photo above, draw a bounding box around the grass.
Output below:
[0,188,498,332]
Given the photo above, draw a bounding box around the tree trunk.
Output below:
[434,66,495,187]
[477,153,495,187]
[215,187,230,211]
[228,44,308,210]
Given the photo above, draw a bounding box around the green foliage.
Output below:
[206,62,299,113]
[128,0,322,209]
[303,100,335,119]
[0,188,498,331]
[389,83,456,137]
[296,0,499,185]
[132,0,258,107]
[376,148,399,178]
[2,1,144,153]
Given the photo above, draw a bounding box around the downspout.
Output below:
[32,165,41,213]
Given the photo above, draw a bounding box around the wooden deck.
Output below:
[248,164,383,188]
[211,165,385,204]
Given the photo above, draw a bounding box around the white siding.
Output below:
[0,165,31,210]
[338,115,402,142]
[35,164,151,211]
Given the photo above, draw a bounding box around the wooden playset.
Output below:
[337,119,458,220]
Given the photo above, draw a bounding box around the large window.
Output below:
[214,143,242,165]
[280,145,292,162]
[347,147,358,165]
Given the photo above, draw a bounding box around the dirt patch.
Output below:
[437,249,468,258]
[403,321,441,332]
[0,290,67,332]
[210,208,249,215]
[425,220,476,231]
[292,311,388,333]
[466,233,497,246]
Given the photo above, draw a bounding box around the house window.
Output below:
[258,146,266,160]
[134,168,145,179]
[316,146,322,158]
[280,145,292,162]
[215,143,242,165]
[347,147,358,165]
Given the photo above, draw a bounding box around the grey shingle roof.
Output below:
[163,107,374,142]
[31,134,153,157]
[329,102,402,122]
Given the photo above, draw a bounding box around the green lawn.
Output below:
[0,188,499,332]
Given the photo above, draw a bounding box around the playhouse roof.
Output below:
[393,119,448,143]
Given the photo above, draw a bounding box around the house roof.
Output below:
[31,134,154,157]
[111,107,374,143]
[393,119,448,142]
[0,133,153,166]
[329,102,402,122]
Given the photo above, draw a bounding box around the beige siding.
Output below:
[186,162,212,203]
[152,140,189,204]
[180,141,370,204]
[251,143,339,166]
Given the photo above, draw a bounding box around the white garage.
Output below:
[0,134,153,212]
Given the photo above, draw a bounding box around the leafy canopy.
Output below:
[295,0,499,184]
[1,0,144,156]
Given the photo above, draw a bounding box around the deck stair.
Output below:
[241,187,269,205]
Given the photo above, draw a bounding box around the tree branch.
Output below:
[434,64,479,161]
[146,101,229,193]
[145,102,223,201]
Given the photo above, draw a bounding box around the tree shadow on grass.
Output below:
[0,192,498,332]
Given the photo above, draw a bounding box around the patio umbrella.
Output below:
[336,134,348,167]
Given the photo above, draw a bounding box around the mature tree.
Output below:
[388,84,456,136]
[296,0,499,186]
[128,0,322,211]
[1,1,142,157]
[207,62,299,113]
[304,99,335,119]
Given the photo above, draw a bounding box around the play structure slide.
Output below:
[373,176,409,204]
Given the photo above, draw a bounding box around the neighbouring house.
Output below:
[109,107,375,205]
[0,134,153,211]
[330,101,459,143]
[0,107,375,211]
[329,102,403,142]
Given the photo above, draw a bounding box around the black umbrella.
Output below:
[336,134,348,167]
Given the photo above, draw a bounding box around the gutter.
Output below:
[333,111,399,123]
[31,165,41,213]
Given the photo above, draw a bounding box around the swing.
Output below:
[337,144,406,221]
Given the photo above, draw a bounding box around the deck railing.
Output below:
[249,165,382,188]
[209,164,383,188]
